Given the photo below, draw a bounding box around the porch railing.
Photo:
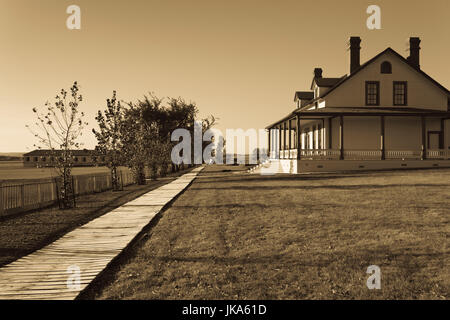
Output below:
[385,150,422,160]
[300,149,341,160]
[344,150,382,160]
[427,149,450,159]
[274,149,450,160]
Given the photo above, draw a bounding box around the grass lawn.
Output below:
[80,165,449,300]
[0,167,195,267]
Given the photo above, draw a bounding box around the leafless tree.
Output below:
[27,82,87,208]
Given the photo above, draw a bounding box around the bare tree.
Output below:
[27,81,87,208]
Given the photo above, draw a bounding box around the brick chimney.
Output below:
[314,68,323,78]
[349,36,361,74]
[407,37,421,69]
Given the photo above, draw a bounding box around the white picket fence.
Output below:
[0,171,135,217]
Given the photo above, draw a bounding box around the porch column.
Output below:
[283,122,287,159]
[288,119,292,158]
[278,125,281,159]
[271,129,274,158]
[421,116,427,160]
[440,118,445,149]
[380,116,385,160]
[296,115,301,160]
[268,129,271,158]
[328,117,332,149]
[339,115,344,160]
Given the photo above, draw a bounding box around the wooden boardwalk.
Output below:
[0,166,204,300]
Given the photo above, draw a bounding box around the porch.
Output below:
[266,107,450,172]
[277,149,450,160]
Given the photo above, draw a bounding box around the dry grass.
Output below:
[81,166,449,300]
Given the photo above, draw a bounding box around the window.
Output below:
[74,157,79,162]
[33,157,38,162]
[393,81,407,106]
[26,157,30,162]
[365,81,380,106]
[82,157,87,162]
[381,61,392,74]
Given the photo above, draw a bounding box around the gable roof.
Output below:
[266,45,450,129]
[317,47,450,102]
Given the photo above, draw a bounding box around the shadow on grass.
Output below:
[189,183,450,191]
[195,174,374,184]
[150,248,446,266]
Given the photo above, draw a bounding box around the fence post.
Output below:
[72,178,76,208]
[20,184,25,210]
[37,183,41,209]
[0,186,4,216]
[55,178,61,209]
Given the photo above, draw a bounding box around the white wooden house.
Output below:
[266,37,450,173]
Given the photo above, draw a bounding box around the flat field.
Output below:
[80,165,450,300]
[0,161,128,183]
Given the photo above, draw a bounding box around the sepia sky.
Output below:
[0,0,449,152]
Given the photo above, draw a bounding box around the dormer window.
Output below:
[381,61,392,74]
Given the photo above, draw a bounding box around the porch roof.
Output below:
[265,107,450,129]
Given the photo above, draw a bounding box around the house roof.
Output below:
[265,107,450,129]
[23,149,98,157]
[267,46,450,129]
[294,91,314,101]
[265,111,297,129]
[317,47,450,101]
[314,77,345,88]
[295,106,450,117]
